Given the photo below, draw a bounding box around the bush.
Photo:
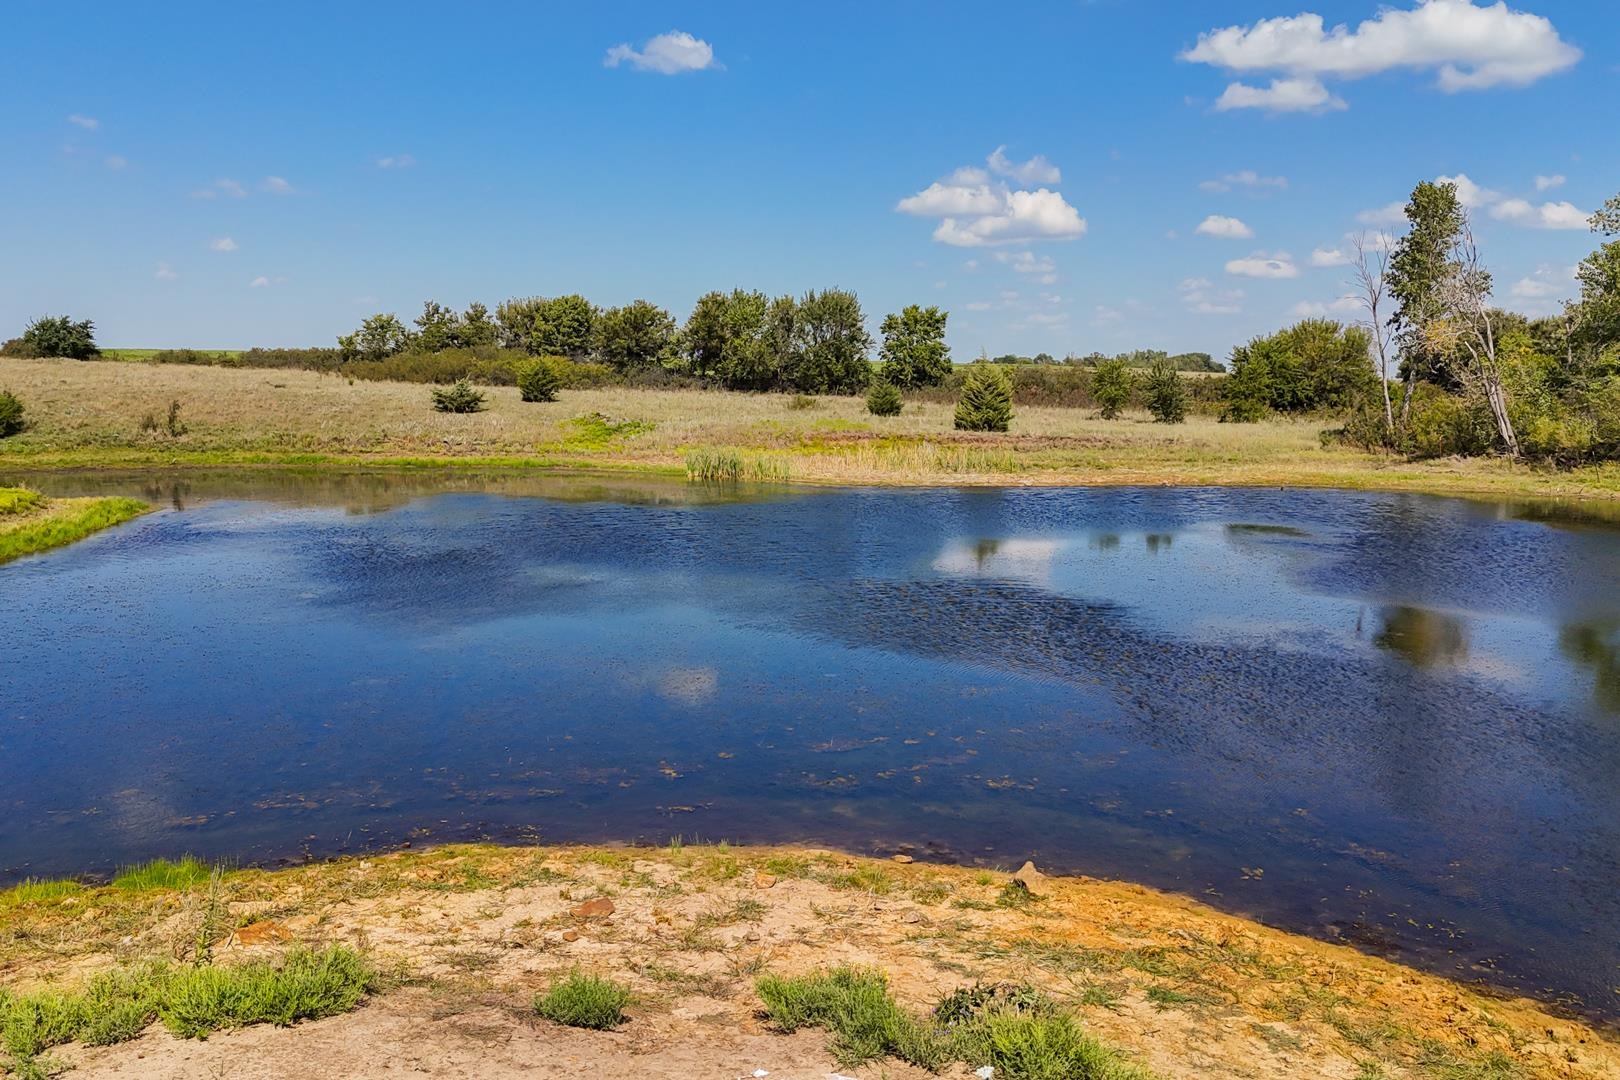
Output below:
[8,315,100,359]
[866,381,903,416]
[0,390,24,437]
[1091,359,1132,419]
[955,364,1014,432]
[1143,359,1186,424]
[516,358,562,402]
[1223,319,1377,419]
[1404,384,1496,458]
[533,973,630,1030]
[430,380,487,413]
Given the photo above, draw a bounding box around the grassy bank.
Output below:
[6,358,1620,501]
[1,844,1613,1079]
[0,485,149,564]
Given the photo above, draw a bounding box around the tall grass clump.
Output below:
[0,878,81,906]
[516,357,562,403]
[954,364,1014,432]
[756,969,1150,1080]
[111,856,213,893]
[0,390,24,437]
[533,973,630,1030]
[866,381,903,417]
[429,379,487,413]
[684,449,791,483]
[0,488,45,515]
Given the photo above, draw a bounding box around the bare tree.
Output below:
[1431,218,1519,457]
[1351,233,1397,444]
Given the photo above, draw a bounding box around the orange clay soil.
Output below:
[4,843,1616,1080]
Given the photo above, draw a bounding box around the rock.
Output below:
[572,898,615,919]
[561,930,580,942]
[232,920,293,947]
[754,871,777,890]
[1012,861,1045,889]
[903,911,923,924]
[890,854,914,864]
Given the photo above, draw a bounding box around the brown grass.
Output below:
[5,357,1620,500]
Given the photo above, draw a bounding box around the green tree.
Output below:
[13,315,99,359]
[533,295,596,359]
[878,305,951,388]
[866,381,902,416]
[413,300,462,352]
[594,300,676,372]
[345,313,412,361]
[1090,358,1132,419]
[460,302,498,348]
[495,297,546,352]
[1387,180,1465,404]
[954,364,1013,432]
[0,389,24,437]
[788,288,873,394]
[516,358,562,402]
[682,289,772,388]
[1144,357,1186,423]
[1221,320,1376,419]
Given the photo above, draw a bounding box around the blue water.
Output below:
[3,473,1618,1017]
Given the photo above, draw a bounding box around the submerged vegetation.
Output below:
[0,487,149,564]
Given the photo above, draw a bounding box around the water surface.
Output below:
[3,471,1618,1018]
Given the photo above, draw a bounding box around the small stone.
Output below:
[1012,861,1045,889]
[890,854,914,864]
[754,871,777,890]
[572,898,615,919]
[232,920,293,947]
[561,930,580,942]
[903,911,923,924]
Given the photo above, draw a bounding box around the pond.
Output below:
[3,470,1619,1018]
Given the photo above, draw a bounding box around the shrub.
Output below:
[955,364,1014,432]
[866,381,903,416]
[0,390,24,437]
[788,394,819,411]
[516,358,562,402]
[1405,384,1496,458]
[533,973,630,1030]
[1143,358,1186,424]
[430,380,487,413]
[9,315,100,359]
[1091,359,1133,419]
[1223,319,1377,418]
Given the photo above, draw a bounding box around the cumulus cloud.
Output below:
[1535,174,1566,191]
[1199,170,1288,193]
[211,237,238,252]
[1357,201,1408,226]
[995,250,1057,283]
[1310,246,1351,267]
[898,149,1086,248]
[1214,77,1346,113]
[1291,295,1362,316]
[988,145,1061,185]
[1489,198,1588,229]
[1226,251,1300,278]
[1180,277,1246,315]
[249,276,271,288]
[1184,0,1581,111]
[67,113,99,130]
[1435,172,1499,208]
[1196,214,1255,239]
[604,30,718,74]
[154,262,178,280]
[261,176,295,195]
[376,154,416,169]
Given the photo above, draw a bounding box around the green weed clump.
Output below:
[430,379,487,413]
[0,488,45,515]
[0,390,24,438]
[0,878,81,906]
[516,358,563,403]
[111,857,213,893]
[866,381,903,417]
[756,969,1150,1080]
[954,364,1014,432]
[533,973,630,1030]
[684,449,791,483]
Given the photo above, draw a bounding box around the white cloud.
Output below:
[1310,246,1351,267]
[995,250,1058,284]
[1509,264,1575,301]
[1183,0,1581,111]
[154,262,178,280]
[1226,251,1300,279]
[262,176,294,195]
[1196,214,1255,239]
[249,276,271,288]
[103,154,128,171]
[1092,305,1125,326]
[1534,173,1566,191]
[1357,201,1407,226]
[988,146,1061,185]
[964,300,994,311]
[1489,198,1589,229]
[376,154,416,169]
[211,237,238,252]
[898,149,1086,247]
[67,113,99,131]
[192,178,247,200]
[604,30,718,74]
[1436,172,1499,208]
[1180,277,1246,315]
[1199,170,1288,193]
[1214,77,1347,113]
[1291,295,1362,316]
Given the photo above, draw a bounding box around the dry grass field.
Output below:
[4,357,1620,500]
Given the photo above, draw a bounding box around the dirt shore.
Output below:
[4,844,1614,1079]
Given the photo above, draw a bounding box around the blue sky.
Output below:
[1,0,1614,359]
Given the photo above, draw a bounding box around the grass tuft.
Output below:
[0,879,82,907]
[533,972,631,1030]
[684,448,791,483]
[111,857,214,893]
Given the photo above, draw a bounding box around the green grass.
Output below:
[755,968,1151,1079]
[533,973,631,1030]
[0,490,150,564]
[683,448,792,483]
[0,947,371,1076]
[0,879,81,907]
[111,857,213,893]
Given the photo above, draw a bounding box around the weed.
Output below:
[111,857,213,893]
[533,973,630,1030]
[788,395,819,411]
[0,878,80,905]
[996,881,1040,909]
[684,448,791,483]
[158,946,373,1037]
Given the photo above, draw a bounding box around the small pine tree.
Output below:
[954,364,1013,432]
[1144,358,1187,424]
[430,379,487,413]
[0,389,24,437]
[866,381,903,416]
[517,358,562,402]
[1090,358,1133,419]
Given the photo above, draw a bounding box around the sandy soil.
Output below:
[7,844,1617,1080]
